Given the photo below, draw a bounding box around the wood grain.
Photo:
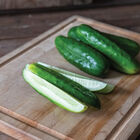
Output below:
[0,0,92,10]
[0,112,57,140]
[0,16,140,140]
[1,4,140,40]
[0,38,33,58]
[0,107,73,140]
[0,0,140,11]
[0,132,15,140]
[1,4,140,66]
[107,98,140,140]
[0,120,41,140]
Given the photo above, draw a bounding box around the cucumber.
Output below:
[23,65,87,113]
[100,32,140,57]
[28,63,101,109]
[55,35,110,77]
[37,62,114,94]
[68,26,140,57]
[68,24,140,74]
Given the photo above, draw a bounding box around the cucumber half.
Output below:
[23,65,88,113]
[37,62,114,94]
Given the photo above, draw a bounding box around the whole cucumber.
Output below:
[68,24,140,74]
[29,63,101,109]
[100,32,140,57]
[68,26,140,57]
[55,35,110,77]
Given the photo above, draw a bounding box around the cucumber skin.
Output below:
[29,63,101,109]
[100,32,140,57]
[55,35,110,77]
[68,24,140,74]
[23,68,88,113]
[68,26,140,57]
[37,62,114,94]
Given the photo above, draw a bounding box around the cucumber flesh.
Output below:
[37,62,114,94]
[23,65,87,113]
[28,63,101,108]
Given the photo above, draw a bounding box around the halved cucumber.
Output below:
[28,63,100,108]
[23,65,88,113]
[37,62,114,94]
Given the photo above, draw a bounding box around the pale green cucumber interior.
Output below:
[37,62,114,93]
[23,65,87,113]
[95,84,114,94]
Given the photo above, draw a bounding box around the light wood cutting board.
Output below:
[0,16,140,140]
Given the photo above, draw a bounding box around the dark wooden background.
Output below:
[0,0,139,10]
[1,4,140,58]
[0,1,140,140]
[0,0,93,10]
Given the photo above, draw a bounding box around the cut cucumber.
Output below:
[37,62,114,94]
[28,63,101,108]
[23,65,88,113]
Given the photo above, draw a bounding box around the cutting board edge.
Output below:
[1,15,140,67]
[94,96,140,140]
[77,15,140,40]
[106,98,140,140]
[0,15,78,67]
[0,107,73,140]
[0,120,41,140]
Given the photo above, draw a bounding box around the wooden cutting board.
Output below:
[0,15,140,140]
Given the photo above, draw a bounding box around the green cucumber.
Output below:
[100,32,140,57]
[68,26,140,57]
[23,65,87,113]
[55,35,110,77]
[68,24,140,74]
[28,63,101,109]
[37,62,114,94]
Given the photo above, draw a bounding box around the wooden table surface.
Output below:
[0,4,140,140]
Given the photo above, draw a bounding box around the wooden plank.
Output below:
[0,0,92,10]
[0,16,140,140]
[0,132,15,140]
[0,0,140,12]
[1,5,140,40]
